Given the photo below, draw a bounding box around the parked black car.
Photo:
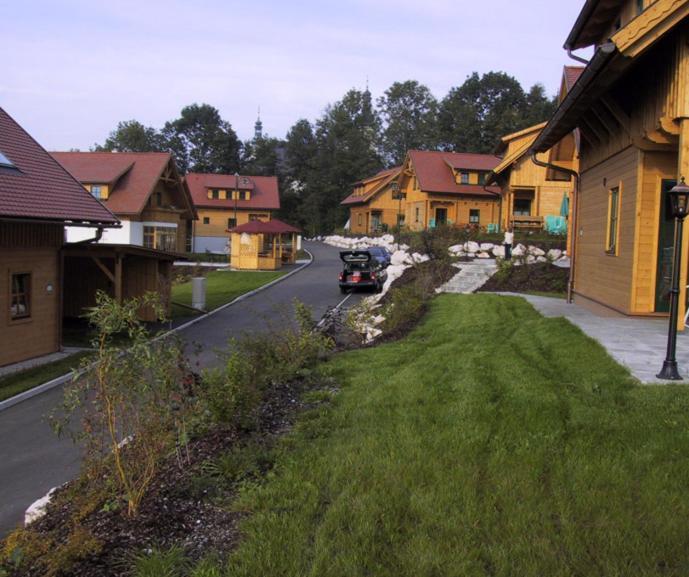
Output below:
[339,250,388,294]
[367,246,392,267]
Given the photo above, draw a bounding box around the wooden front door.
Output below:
[655,179,677,313]
[436,208,448,226]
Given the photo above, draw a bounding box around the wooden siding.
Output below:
[0,222,63,248]
[574,146,639,313]
[0,248,60,366]
[195,208,272,238]
[349,185,403,234]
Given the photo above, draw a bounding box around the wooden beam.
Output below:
[591,103,618,135]
[600,96,631,132]
[643,129,677,145]
[659,115,681,136]
[581,114,607,143]
[580,118,603,144]
[91,257,115,283]
[677,118,689,330]
[114,256,123,304]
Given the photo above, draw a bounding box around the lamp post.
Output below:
[657,177,689,380]
[391,180,403,250]
[233,172,239,227]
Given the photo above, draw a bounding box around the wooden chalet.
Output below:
[186,173,280,254]
[399,150,501,230]
[52,152,196,254]
[0,108,119,367]
[489,122,575,234]
[341,167,403,234]
[531,0,689,324]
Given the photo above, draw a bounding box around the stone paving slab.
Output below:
[492,292,689,384]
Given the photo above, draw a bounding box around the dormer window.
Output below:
[0,150,16,169]
[91,185,103,199]
[460,172,469,184]
[208,188,220,200]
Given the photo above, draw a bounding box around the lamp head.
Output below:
[669,177,689,220]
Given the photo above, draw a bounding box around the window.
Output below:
[469,209,480,224]
[155,192,163,207]
[91,185,102,199]
[606,186,620,254]
[210,189,220,200]
[203,217,210,225]
[477,172,485,185]
[415,207,420,223]
[0,150,15,169]
[637,0,644,14]
[249,214,262,221]
[397,214,405,226]
[357,214,362,226]
[514,199,531,216]
[461,172,469,184]
[228,218,237,229]
[143,226,177,251]
[10,273,31,320]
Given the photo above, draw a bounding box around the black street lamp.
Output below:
[657,177,689,380]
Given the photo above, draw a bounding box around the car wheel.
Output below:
[340,286,349,294]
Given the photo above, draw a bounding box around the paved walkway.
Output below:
[438,259,498,294]
[495,292,689,383]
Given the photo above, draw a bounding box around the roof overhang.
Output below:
[0,215,121,228]
[565,0,626,51]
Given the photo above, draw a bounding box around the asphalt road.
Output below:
[0,241,363,537]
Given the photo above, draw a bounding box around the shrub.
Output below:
[55,291,201,517]
[382,284,426,335]
[131,546,188,577]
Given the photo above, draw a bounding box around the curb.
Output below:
[0,251,314,413]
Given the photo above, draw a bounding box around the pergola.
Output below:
[227,219,301,270]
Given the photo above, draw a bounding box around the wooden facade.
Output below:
[491,123,574,232]
[532,0,689,325]
[344,168,402,235]
[0,223,63,367]
[229,232,297,270]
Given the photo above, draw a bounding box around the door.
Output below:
[655,179,677,312]
[371,212,381,232]
[436,208,448,226]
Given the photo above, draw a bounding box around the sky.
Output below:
[0,0,590,151]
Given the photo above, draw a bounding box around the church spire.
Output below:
[254,106,263,140]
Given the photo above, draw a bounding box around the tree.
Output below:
[523,84,558,127]
[161,104,241,174]
[94,120,162,152]
[438,72,528,153]
[281,119,318,225]
[241,135,282,177]
[304,88,383,235]
[378,80,439,166]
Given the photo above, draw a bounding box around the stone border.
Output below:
[0,251,314,413]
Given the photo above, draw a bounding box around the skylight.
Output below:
[0,150,15,169]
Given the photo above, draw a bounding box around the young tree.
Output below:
[161,104,241,174]
[94,120,163,152]
[282,119,318,225]
[378,80,439,166]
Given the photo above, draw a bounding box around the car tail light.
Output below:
[371,272,376,280]
[338,272,344,281]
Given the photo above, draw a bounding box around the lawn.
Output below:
[171,270,286,318]
[226,294,689,576]
[0,351,92,402]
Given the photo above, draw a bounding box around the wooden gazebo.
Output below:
[228,219,301,270]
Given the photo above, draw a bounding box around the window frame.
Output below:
[203,216,210,225]
[90,185,102,200]
[469,209,480,224]
[460,172,470,185]
[228,217,237,229]
[9,271,32,322]
[606,184,621,255]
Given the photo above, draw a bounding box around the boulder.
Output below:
[412,252,430,263]
[390,250,409,266]
[480,243,494,251]
[448,244,464,255]
[526,255,537,264]
[477,252,491,259]
[512,244,526,256]
[536,256,548,263]
[25,487,58,525]
[492,245,505,257]
[528,246,546,256]
[547,248,562,261]
[466,241,480,253]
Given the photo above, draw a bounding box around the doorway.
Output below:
[655,179,677,312]
[435,208,448,226]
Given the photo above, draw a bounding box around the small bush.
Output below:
[382,284,426,335]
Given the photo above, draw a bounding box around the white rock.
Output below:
[448,244,464,255]
[480,243,494,251]
[547,249,562,260]
[477,252,491,259]
[536,256,548,263]
[390,250,408,266]
[492,245,505,257]
[526,255,537,264]
[399,244,409,251]
[528,246,546,257]
[512,244,526,256]
[466,241,480,253]
[412,252,430,263]
[372,315,386,325]
[25,487,58,526]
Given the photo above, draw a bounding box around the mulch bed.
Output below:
[479,262,568,294]
[5,378,317,577]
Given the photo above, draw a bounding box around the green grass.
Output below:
[0,351,92,401]
[224,294,689,576]
[171,270,285,319]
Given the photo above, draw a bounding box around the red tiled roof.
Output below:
[228,218,300,234]
[51,151,186,216]
[186,173,280,210]
[408,150,501,196]
[564,66,585,91]
[0,108,118,225]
